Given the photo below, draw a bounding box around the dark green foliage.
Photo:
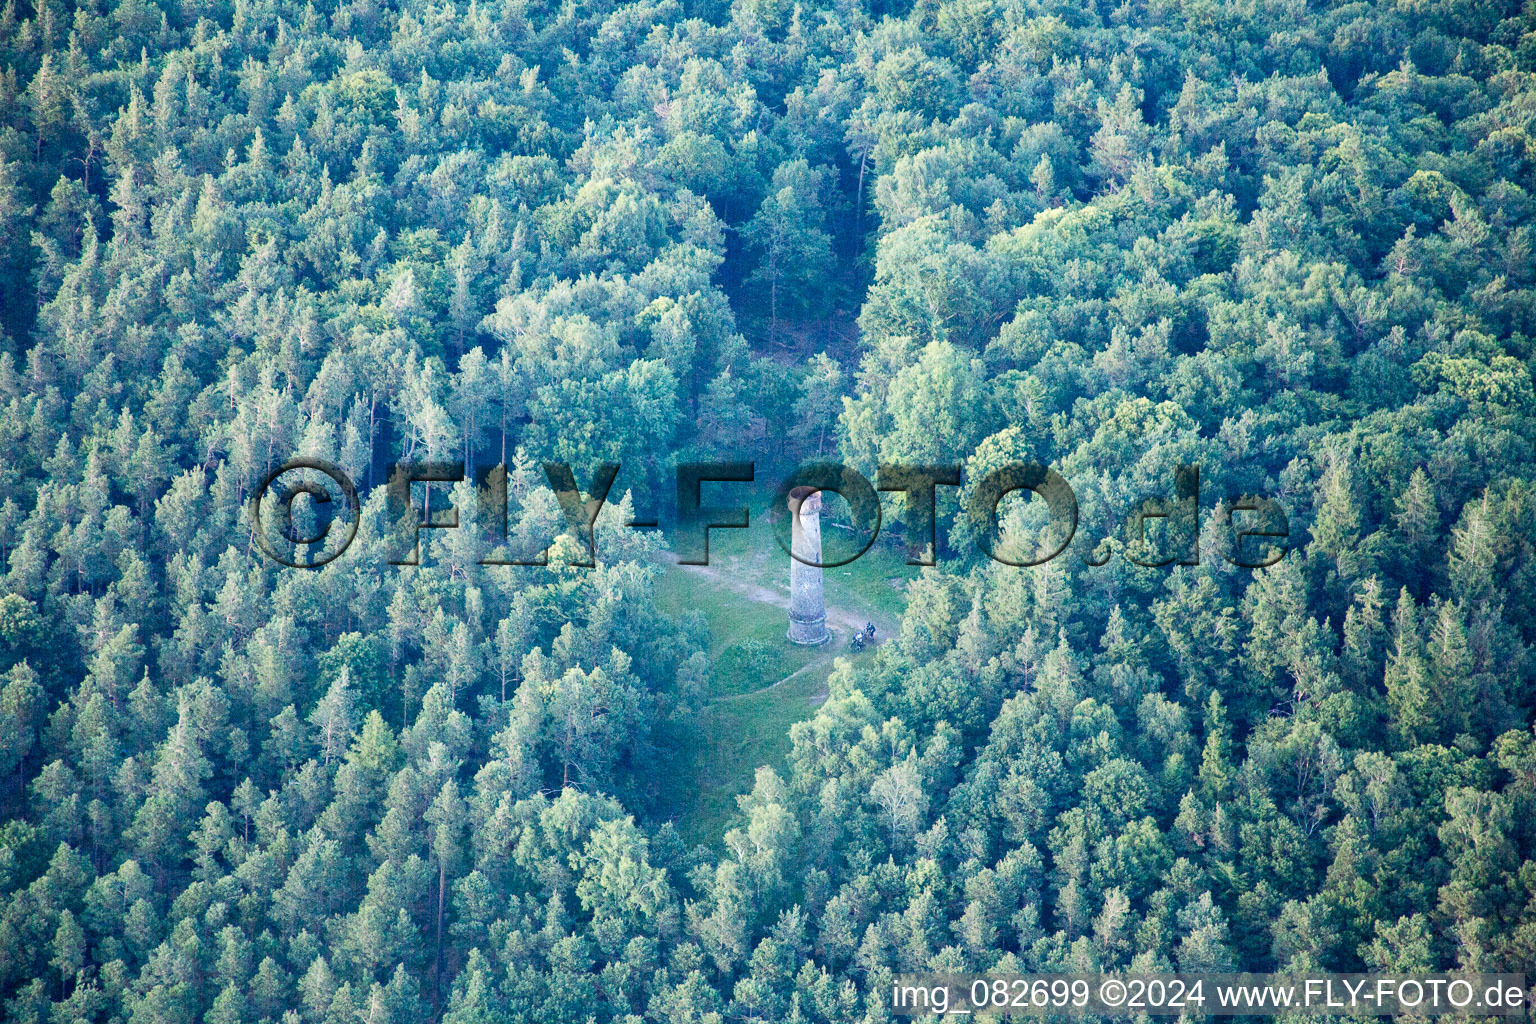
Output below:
[0,0,1535,1019]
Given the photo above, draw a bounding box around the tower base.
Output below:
[787,618,830,646]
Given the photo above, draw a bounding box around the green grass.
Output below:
[648,500,916,845]
[820,537,918,623]
[652,554,824,691]
[660,494,920,617]
[662,664,832,846]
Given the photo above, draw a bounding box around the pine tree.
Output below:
[425,779,467,1006]
[743,160,835,341]
[1384,588,1431,745]
[50,909,84,994]
[26,53,70,158]
[309,669,359,768]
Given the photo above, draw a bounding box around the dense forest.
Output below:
[1,0,1536,1018]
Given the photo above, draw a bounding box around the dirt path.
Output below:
[677,561,900,638]
[674,559,899,704]
[708,658,826,705]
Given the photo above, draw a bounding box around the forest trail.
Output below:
[708,658,826,705]
[673,560,899,703]
[676,561,900,637]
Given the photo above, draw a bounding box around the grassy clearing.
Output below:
[648,499,915,844]
[658,494,919,618]
[820,540,916,625]
[661,664,832,846]
[651,551,824,694]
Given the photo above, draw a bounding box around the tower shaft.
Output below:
[787,488,830,645]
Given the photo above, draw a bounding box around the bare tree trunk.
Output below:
[434,860,446,1014]
[367,394,377,491]
[769,267,779,346]
[855,148,869,239]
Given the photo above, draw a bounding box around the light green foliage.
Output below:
[0,0,1534,1020]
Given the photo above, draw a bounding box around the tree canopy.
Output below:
[0,0,1535,1019]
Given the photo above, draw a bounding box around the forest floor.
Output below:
[650,503,915,845]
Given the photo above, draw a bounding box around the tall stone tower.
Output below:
[787,486,830,645]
